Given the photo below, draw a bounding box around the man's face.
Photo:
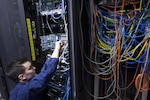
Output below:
[22,61,37,81]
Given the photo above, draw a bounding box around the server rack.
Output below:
[0,0,150,100]
[73,0,150,100]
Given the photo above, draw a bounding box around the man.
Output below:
[6,40,64,100]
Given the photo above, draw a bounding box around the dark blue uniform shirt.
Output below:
[9,58,58,100]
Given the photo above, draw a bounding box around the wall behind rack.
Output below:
[0,0,31,99]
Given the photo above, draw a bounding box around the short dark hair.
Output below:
[6,58,31,82]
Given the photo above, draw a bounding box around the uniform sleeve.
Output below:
[40,58,58,72]
[28,58,58,90]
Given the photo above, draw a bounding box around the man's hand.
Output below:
[55,40,64,50]
[51,40,64,58]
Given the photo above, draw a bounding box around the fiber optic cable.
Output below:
[134,40,150,100]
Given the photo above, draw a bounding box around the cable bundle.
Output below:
[80,0,150,99]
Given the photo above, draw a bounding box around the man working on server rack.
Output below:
[5,40,64,100]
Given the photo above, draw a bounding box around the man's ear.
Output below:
[18,74,26,80]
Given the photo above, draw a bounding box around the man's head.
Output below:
[6,58,37,83]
